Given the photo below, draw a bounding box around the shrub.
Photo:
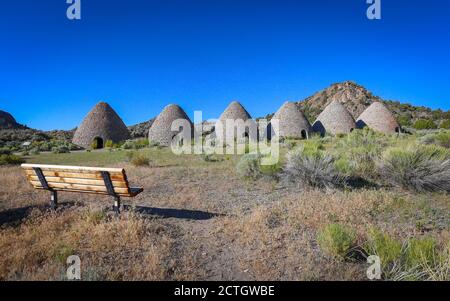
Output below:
[364,228,403,270]
[364,230,448,280]
[260,161,282,177]
[398,115,412,127]
[283,140,297,150]
[317,223,356,260]
[122,139,150,150]
[54,244,75,264]
[332,128,385,178]
[0,148,12,155]
[439,119,450,129]
[130,152,150,167]
[52,146,70,154]
[301,139,324,156]
[122,141,134,150]
[0,154,25,166]
[341,128,385,148]
[405,237,438,269]
[283,146,346,189]
[419,131,450,148]
[334,157,352,175]
[91,139,101,150]
[201,154,223,162]
[379,145,450,192]
[413,119,437,130]
[236,154,262,180]
[105,140,114,148]
[435,131,450,148]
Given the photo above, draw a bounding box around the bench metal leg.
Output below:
[50,190,58,210]
[113,196,121,215]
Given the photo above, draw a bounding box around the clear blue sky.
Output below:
[1,0,449,130]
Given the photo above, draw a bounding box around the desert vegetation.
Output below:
[0,129,449,280]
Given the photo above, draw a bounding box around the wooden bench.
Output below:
[22,164,143,214]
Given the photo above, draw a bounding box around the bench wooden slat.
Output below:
[27,175,128,188]
[32,186,139,197]
[24,170,126,181]
[29,180,131,195]
[22,164,124,173]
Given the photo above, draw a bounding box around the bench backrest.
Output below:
[22,164,134,197]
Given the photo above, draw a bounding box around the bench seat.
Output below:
[22,164,143,213]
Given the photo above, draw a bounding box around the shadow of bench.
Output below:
[127,205,223,221]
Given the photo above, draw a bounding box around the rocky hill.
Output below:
[262,81,449,128]
[0,110,27,130]
[127,118,154,138]
[298,81,379,121]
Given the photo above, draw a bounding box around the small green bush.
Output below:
[398,115,412,127]
[435,131,450,148]
[0,154,25,166]
[317,223,356,260]
[334,157,352,175]
[413,119,437,130]
[364,231,448,280]
[405,237,438,269]
[301,139,325,156]
[419,131,450,148]
[341,128,385,148]
[201,154,223,162]
[331,128,385,178]
[52,146,70,154]
[122,139,150,150]
[439,119,450,129]
[260,161,282,177]
[54,244,75,264]
[105,140,114,148]
[364,228,403,269]
[236,154,262,180]
[283,140,297,150]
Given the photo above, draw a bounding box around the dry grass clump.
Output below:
[379,145,450,193]
[0,166,40,210]
[127,151,151,167]
[0,207,179,280]
[283,146,346,189]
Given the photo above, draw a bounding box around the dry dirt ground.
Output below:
[0,149,448,280]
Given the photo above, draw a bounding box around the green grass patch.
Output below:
[317,223,356,260]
